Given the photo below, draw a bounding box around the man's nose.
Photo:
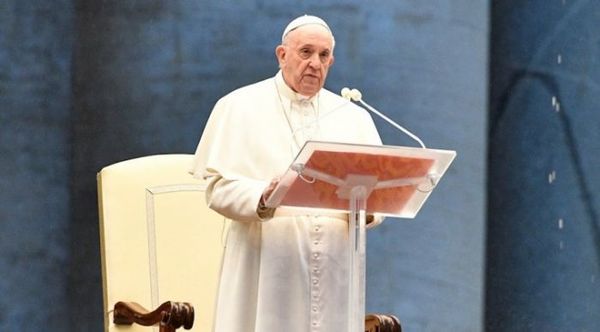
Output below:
[308,54,321,68]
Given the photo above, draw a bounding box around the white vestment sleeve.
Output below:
[205,176,271,222]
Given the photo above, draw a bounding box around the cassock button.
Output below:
[313,253,319,259]
[312,279,319,285]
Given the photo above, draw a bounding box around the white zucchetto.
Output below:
[281,15,335,46]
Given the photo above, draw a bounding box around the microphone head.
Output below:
[341,87,352,100]
[350,88,362,101]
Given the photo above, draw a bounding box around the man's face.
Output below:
[276,25,335,97]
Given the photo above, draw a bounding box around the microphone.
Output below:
[341,87,362,101]
[341,87,426,148]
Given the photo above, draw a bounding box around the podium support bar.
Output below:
[348,186,367,332]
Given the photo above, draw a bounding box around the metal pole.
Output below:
[348,186,367,332]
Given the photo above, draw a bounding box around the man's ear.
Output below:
[275,45,286,65]
[328,55,335,67]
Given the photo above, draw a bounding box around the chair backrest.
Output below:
[98,154,226,332]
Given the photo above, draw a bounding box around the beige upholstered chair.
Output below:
[98,154,226,332]
[97,154,401,332]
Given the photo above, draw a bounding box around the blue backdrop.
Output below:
[487,1,600,330]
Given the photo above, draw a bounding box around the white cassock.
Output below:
[191,71,382,332]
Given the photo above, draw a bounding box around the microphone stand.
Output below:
[341,88,427,149]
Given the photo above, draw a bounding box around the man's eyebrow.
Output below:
[297,43,331,51]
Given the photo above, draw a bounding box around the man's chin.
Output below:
[299,83,321,96]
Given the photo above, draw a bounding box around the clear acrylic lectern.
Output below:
[265,141,456,332]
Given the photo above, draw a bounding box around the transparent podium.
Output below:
[265,141,456,332]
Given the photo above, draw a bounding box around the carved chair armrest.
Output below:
[113,301,194,332]
[365,313,402,332]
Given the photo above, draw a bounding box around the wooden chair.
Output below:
[97,154,401,332]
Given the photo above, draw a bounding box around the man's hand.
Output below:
[257,177,280,219]
[260,177,281,206]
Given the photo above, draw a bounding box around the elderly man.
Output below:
[191,15,382,332]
